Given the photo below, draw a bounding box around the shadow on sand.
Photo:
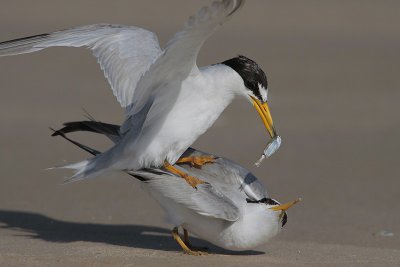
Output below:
[0,210,263,255]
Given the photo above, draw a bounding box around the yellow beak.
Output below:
[250,96,276,138]
[270,198,302,211]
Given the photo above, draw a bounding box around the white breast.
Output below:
[182,203,281,250]
[135,64,241,167]
[89,64,244,174]
[149,187,282,251]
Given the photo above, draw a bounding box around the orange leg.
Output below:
[184,228,209,253]
[172,227,207,256]
[176,155,216,168]
[164,162,205,189]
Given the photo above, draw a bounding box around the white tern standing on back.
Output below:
[0,0,279,187]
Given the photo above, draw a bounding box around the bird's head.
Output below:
[246,197,301,228]
[222,55,276,139]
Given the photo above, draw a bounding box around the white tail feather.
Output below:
[54,159,101,183]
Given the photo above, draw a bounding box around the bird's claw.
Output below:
[183,249,208,256]
[176,155,216,169]
[190,156,216,168]
[183,173,205,189]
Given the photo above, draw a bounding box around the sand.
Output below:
[0,1,399,266]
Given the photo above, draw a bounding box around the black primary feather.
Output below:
[51,121,120,137]
[49,127,100,156]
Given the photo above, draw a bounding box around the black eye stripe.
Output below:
[246,198,264,203]
[247,82,263,102]
[246,197,279,205]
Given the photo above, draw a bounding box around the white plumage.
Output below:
[134,149,283,251]
[1,0,293,253]
[0,0,250,180]
[51,121,292,252]
[0,0,279,182]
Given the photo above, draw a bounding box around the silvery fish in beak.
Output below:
[51,120,299,255]
[0,0,280,187]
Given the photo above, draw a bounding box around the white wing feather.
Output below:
[71,0,244,179]
[0,24,162,107]
[0,0,245,180]
[122,0,244,130]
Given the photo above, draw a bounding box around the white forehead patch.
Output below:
[258,83,268,102]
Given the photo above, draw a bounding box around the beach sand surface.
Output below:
[0,1,399,266]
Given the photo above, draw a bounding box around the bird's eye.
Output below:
[264,198,279,206]
[258,83,268,102]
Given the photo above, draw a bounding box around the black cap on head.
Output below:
[222,55,268,102]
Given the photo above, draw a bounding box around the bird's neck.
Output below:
[200,63,247,99]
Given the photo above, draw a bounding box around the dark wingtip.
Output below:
[49,126,100,156]
[49,127,61,137]
[0,33,50,48]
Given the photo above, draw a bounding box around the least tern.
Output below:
[0,0,279,187]
[52,120,299,254]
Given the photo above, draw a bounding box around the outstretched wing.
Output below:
[0,0,244,131]
[122,0,245,132]
[0,24,162,107]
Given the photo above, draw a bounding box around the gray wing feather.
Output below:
[0,24,162,108]
[177,148,268,201]
[131,170,240,222]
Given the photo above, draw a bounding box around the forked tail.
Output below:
[50,120,151,182]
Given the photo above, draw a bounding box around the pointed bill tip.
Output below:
[270,198,302,211]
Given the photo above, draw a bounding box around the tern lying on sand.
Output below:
[51,120,298,254]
